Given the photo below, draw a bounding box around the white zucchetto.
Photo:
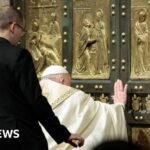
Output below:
[42,65,69,77]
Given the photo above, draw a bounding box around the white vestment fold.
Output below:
[40,79,128,150]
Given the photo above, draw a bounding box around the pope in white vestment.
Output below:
[39,65,128,150]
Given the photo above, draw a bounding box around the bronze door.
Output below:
[11,0,150,149]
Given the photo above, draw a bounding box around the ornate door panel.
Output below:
[11,0,150,149]
[125,0,150,149]
[71,0,119,99]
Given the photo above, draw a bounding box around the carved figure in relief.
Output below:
[40,0,48,5]
[51,0,56,5]
[134,9,149,75]
[145,94,150,111]
[88,22,97,75]
[28,21,44,76]
[95,9,108,74]
[131,94,141,111]
[40,17,49,34]
[29,0,36,5]
[99,94,109,103]
[135,129,150,150]
[76,18,96,74]
[49,12,61,59]
[39,12,61,71]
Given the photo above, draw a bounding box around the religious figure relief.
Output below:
[88,23,97,75]
[25,0,62,77]
[51,0,57,5]
[99,94,109,103]
[39,12,61,71]
[49,12,62,59]
[76,18,96,74]
[25,0,63,78]
[40,0,49,5]
[40,17,50,34]
[73,8,109,79]
[145,94,150,112]
[27,21,44,77]
[95,9,109,75]
[29,0,36,5]
[131,9,149,79]
[131,94,141,112]
[132,128,150,150]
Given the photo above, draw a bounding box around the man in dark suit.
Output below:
[0,6,84,150]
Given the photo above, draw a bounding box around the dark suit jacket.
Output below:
[0,37,70,150]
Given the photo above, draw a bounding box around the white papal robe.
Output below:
[40,79,128,150]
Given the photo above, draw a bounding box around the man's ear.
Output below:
[59,77,65,84]
[9,22,15,33]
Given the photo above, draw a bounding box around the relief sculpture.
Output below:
[25,0,62,77]
[145,94,150,112]
[132,128,150,150]
[75,18,96,74]
[131,94,141,112]
[95,9,109,75]
[99,94,109,103]
[131,1,150,79]
[28,21,44,75]
[72,0,110,79]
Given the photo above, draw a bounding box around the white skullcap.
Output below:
[42,65,69,77]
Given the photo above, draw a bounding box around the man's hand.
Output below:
[65,133,84,147]
[112,79,128,105]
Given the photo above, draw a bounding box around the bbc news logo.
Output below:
[0,129,19,138]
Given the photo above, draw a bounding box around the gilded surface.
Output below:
[25,0,62,77]
[0,0,9,6]
[72,0,110,79]
[99,93,109,103]
[145,94,150,111]
[131,94,142,111]
[131,0,150,79]
[132,127,150,150]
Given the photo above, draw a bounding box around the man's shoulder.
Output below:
[11,47,32,63]
[71,88,89,99]
[3,43,30,57]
